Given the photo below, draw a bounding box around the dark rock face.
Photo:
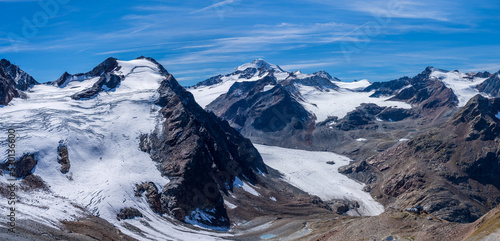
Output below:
[364,77,410,97]
[139,61,267,228]
[206,76,313,132]
[191,75,224,88]
[117,207,143,220]
[135,182,163,214]
[282,70,339,90]
[326,200,360,215]
[476,72,500,97]
[0,59,39,91]
[359,95,500,223]
[335,103,416,131]
[0,68,20,105]
[52,57,119,88]
[0,59,37,105]
[1,154,38,179]
[59,57,125,100]
[57,143,71,174]
[71,73,124,100]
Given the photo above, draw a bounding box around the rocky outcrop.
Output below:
[281,70,339,90]
[135,182,162,214]
[66,57,124,100]
[334,103,416,131]
[476,72,500,97]
[57,143,71,174]
[139,58,267,228]
[52,57,119,88]
[117,207,143,221]
[1,154,38,179]
[71,73,124,100]
[357,95,500,223]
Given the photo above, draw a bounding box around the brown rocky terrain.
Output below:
[342,94,500,223]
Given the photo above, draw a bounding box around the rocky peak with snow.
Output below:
[0,59,38,105]
[236,58,285,73]
[283,70,340,90]
[51,57,120,88]
[476,70,500,97]
[0,59,39,91]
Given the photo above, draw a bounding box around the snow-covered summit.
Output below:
[236,58,286,73]
[429,68,490,106]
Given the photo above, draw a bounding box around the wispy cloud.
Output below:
[191,0,240,14]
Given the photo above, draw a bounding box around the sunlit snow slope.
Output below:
[430,69,488,107]
[255,144,385,216]
[0,59,228,241]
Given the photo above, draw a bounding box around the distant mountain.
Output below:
[206,75,313,133]
[0,59,38,105]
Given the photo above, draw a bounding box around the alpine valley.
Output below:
[1,57,500,241]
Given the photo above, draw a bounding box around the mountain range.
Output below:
[1,57,500,240]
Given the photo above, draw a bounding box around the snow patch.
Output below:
[224,200,237,209]
[334,79,371,91]
[234,177,261,196]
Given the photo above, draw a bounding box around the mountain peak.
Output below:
[135,56,169,75]
[0,58,38,91]
[237,59,285,72]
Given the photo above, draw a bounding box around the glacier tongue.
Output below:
[254,144,385,216]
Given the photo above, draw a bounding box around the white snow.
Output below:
[224,200,237,209]
[334,79,371,91]
[297,86,412,121]
[430,70,488,107]
[0,58,228,241]
[255,144,384,216]
[270,197,277,202]
[356,138,368,142]
[233,177,260,196]
[188,71,271,109]
[236,59,285,73]
[399,138,410,142]
[262,84,275,92]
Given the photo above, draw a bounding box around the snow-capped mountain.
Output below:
[189,61,500,164]
[189,59,412,123]
[0,57,268,240]
[1,57,388,240]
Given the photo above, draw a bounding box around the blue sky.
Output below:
[1,0,500,85]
